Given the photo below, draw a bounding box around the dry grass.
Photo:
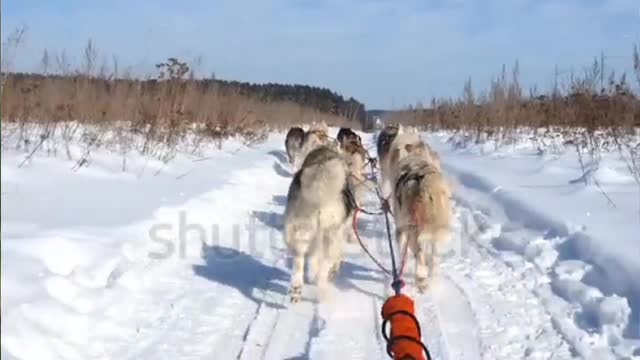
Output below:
[384,50,640,211]
[1,73,353,139]
[1,38,359,158]
[1,73,359,167]
[388,60,639,141]
[386,51,640,169]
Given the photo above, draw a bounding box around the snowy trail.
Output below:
[426,275,482,360]
[3,129,638,359]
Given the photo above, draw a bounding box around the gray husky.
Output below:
[376,124,400,161]
[283,145,355,302]
[285,126,305,166]
[376,124,400,197]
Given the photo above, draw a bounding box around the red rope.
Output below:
[398,237,410,278]
[350,189,407,279]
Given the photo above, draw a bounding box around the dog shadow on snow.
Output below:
[333,260,388,301]
[273,162,294,178]
[268,149,295,178]
[251,195,287,230]
[268,150,289,164]
[252,210,284,231]
[193,244,289,309]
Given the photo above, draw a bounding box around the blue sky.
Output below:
[2,0,638,108]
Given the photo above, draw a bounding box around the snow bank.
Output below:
[1,128,290,359]
[426,130,640,357]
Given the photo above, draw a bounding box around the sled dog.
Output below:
[337,127,362,148]
[285,126,305,165]
[378,128,441,199]
[341,140,370,214]
[295,122,332,169]
[283,145,354,302]
[391,151,452,292]
[376,125,400,197]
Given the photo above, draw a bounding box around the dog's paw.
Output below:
[289,285,302,302]
[328,264,341,280]
[416,277,429,293]
[328,270,337,281]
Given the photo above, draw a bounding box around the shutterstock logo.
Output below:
[145,207,486,265]
[147,211,283,261]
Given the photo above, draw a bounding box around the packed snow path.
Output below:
[2,130,638,359]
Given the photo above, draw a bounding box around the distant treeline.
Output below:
[217,79,367,122]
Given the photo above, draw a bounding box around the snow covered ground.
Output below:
[1,126,639,359]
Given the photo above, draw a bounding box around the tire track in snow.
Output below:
[235,256,316,360]
[415,288,451,360]
[304,264,388,360]
[237,250,390,359]
[419,274,482,360]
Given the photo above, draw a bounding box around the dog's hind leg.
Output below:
[290,252,306,302]
[395,225,413,279]
[317,224,345,302]
[307,252,320,284]
[428,229,450,281]
[414,230,429,293]
[328,226,347,280]
[285,222,312,302]
[315,258,332,302]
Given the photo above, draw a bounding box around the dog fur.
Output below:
[337,127,362,148]
[376,125,400,162]
[390,149,451,292]
[341,140,370,219]
[342,141,367,187]
[294,123,333,169]
[308,121,329,134]
[283,145,355,302]
[387,132,441,172]
[376,125,400,197]
[285,126,305,165]
[379,129,442,198]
